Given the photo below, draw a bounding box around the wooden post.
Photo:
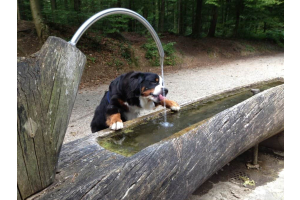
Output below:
[17,36,86,199]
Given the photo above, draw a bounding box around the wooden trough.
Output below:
[17,38,284,200]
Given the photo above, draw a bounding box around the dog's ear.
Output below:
[129,72,145,98]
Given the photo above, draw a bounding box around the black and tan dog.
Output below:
[91,71,180,132]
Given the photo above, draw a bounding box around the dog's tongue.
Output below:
[159,94,166,101]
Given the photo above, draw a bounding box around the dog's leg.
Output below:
[106,113,123,130]
[159,99,180,111]
[106,95,126,130]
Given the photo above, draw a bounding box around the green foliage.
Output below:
[119,42,139,66]
[205,0,221,7]
[142,39,176,66]
[120,43,132,60]
[18,0,32,20]
[107,57,123,69]
[87,55,97,63]
[20,0,283,47]
[163,42,177,65]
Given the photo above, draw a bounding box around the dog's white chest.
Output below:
[124,104,140,120]
[124,97,155,120]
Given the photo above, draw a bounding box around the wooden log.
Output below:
[29,84,284,200]
[17,36,86,199]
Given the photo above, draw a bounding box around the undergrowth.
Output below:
[142,38,177,66]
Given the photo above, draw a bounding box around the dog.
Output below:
[90,71,180,132]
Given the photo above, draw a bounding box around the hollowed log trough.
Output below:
[28,84,283,199]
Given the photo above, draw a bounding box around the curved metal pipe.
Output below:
[69,8,164,59]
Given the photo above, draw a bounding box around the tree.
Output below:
[29,0,49,41]
[177,0,182,34]
[18,0,21,20]
[51,0,57,10]
[207,0,220,37]
[74,0,81,12]
[233,0,244,37]
[159,0,165,32]
[192,0,203,37]
[50,0,57,22]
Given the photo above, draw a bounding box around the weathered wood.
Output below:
[29,85,284,200]
[17,36,86,199]
[17,187,22,200]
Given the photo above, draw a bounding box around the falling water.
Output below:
[160,57,173,128]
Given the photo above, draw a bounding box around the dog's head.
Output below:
[129,72,168,103]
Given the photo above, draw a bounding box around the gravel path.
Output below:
[64,53,284,144]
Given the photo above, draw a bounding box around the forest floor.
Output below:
[17,20,284,200]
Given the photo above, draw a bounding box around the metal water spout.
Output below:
[69,8,164,60]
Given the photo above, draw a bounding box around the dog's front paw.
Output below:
[171,104,180,111]
[106,113,124,130]
[165,100,180,111]
[110,121,124,130]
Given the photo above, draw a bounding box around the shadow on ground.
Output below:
[188,146,284,200]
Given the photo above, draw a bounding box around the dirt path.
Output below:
[64,53,284,144]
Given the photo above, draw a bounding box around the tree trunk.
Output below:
[159,0,165,32]
[28,84,283,200]
[18,0,21,20]
[143,0,149,20]
[177,0,181,34]
[152,0,157,30]
[233,0,244,37]
[50,0,57,10]
[264,22,267,32]
[17,37,86,199]
[183,0,187,34]
[221,0,224,25]
[208,5,218,37]
[50,0,57,23]
[174,2,177,32]
[128,0,135,32]
[223,0,230,35]
[74,0,81,23]
[192,0,203,37]
[29,0,49,41]
[116,0,121,7]
[64,0,69,10]
[74,0,81,11]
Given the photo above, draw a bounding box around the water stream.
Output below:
[160,56,173,128]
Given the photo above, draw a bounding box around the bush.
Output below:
[142,39,177,66]
[237,29,284,48]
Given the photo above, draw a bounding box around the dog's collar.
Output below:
[107,91,110,103]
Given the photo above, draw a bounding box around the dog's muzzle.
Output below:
[151,88,168,97]
[161,88,168,96]
[150,88,168,103]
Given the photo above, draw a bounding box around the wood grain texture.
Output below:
[29,85,284,200]
[17,36,86,199]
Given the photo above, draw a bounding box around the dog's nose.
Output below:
[161,88,168,96]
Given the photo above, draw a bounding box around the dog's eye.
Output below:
[151,81,157,84]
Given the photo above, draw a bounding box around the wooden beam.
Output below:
[29,85,284,200]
